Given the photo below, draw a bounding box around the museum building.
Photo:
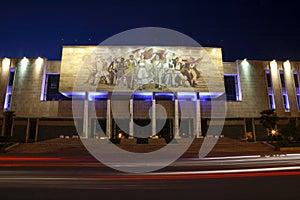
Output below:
[0,45,299,143]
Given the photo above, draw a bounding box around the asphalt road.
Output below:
[1,154,300,200]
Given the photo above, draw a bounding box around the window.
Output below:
[224,75,239,101]
[293,71,299,88]
[266,71,272,87]
[280,70,286,87]
[43,74,69,101]
[283,94,290,110]
[46,74,60,100]
[294,71,300,109]
[279,70,290,111]
[4,69,15,110]
[268,95,275,110]
[8,71,15,86]
[266,70,275,109]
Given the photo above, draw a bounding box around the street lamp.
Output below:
[270,129,278,136]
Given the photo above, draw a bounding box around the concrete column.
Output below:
[34,118,39,142]
[195,92,202,137]
[252,118,257,142]
[270,60,285,114]
[0,58,11,134]
[243,118,247,142]
[152,92,156,137]
[83,92,89,138]
[10,118,14,137]
[92,118,96,138]
[129,97,134,138]
[25,118,30,143]
[174,93,179,138]
[283,61,298,114]
[106,98,111,138]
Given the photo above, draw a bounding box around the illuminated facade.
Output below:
[1,46,300,142]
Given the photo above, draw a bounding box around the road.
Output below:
[1,153,300,200]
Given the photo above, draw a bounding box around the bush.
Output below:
[109,138,121,144]
[137,138,148,144]
[0,136,13,143]
[280,118,300,143]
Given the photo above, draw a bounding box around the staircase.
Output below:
[6,138,89,155]
[6,137,275,157]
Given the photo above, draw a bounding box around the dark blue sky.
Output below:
[1,0,300,61]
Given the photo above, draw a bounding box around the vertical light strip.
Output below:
[38,58,47,101]
[236,59,246,101]
[293,70,300,109]
[267,60,276,110]
[3,58,12,110]
[270,60,277,72]
[266,70,275,109]
[282,60,291,111]
[4,68,15,110]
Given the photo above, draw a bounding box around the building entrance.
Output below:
[157,118,173,141]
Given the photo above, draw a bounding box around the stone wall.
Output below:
[10,58,45,117]
[8,59,61,118]
[224,60,270,118]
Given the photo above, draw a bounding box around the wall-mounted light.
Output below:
[19,57,30,74]
[35,57,44,74]
[241,58,249,67]
[2,58,11,71]
[283,60,291,69]
[35,57,43,67]
[270,60,277,69]
[21,57,29,67]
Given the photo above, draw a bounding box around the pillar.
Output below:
[83,91,89,138]
[243,118,247,142]
[152,92,156,136]
[129,95,134,138]
[106,93,111,138]
[174,93,179,138]
[252,118,257,142]
[34,118,39,142]
[25,118,30,143]
[10,118,14,137]
[195,92,202,137]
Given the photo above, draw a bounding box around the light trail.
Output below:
[0,168,300,181]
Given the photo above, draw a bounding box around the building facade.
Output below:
[0,46,299,142]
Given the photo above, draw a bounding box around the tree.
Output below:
[260,109,279,139]
[280,118,300,142]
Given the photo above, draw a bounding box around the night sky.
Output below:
[1,0,300,61]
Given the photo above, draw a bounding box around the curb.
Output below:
[4,143,20,152]
[262,141,276,150]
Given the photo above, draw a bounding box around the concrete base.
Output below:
[148,138,166,145]
[120,138,137,145]
[279,147,300,151]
